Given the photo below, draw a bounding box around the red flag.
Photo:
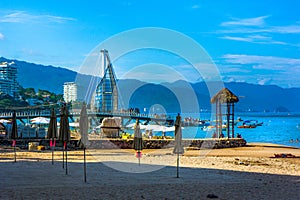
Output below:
[136,151,142,158]
[50,140,53,147]
[12,140,16,147]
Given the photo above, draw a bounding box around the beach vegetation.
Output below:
[0,93,28,108]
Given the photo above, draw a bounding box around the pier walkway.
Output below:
[0,108,174,125]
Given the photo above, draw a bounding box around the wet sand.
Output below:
[0,143,299,199]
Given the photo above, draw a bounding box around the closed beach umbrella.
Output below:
[47,108,58,165]
[11,111,18,140]
[79,104,89,148]
[58,106,70,142]
[47,108,58,139]
[133,119,143,165]
[173,114,184,154]
[11,111,18,162]
[58,105,70,174]
[79,103,89,182]
[173,114,184,178]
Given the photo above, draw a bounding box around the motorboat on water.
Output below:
[237,120,263,128]
[203,124,227,131]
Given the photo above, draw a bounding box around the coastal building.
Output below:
[0,61,19,98]
[94,49,118,113]
[63,82,78,102]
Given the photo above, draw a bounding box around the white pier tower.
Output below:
[94,50,118,113]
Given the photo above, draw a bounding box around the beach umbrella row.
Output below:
[8,107,183,180]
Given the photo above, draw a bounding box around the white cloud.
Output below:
[220,34,288,46]
[258,78,272,85]
[221,16,269,27]
[220,53,300,87]
[219,36,253,42]
[0,32,4,40]
[270,25,300,34]
[191,5,200,9]
[222,54,300,67]
[0,11,76,24]
[219,16,300,37]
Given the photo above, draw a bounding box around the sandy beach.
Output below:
[0,143,299,200]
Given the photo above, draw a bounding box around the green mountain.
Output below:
[1,57,300,112]
[0,57,77,93]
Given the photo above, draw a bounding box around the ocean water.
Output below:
[13,112,299,148]
[180,112,300,148]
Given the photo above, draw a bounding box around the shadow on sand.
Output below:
[0,158,299,200]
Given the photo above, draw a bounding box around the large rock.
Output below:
[101,117,121,138]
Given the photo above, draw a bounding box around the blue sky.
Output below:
[0,0,300,87]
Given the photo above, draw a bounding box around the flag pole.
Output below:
[13,140,16,163]
[176,153,179,178]
[62,142,65,169]
[84,147,86,182]
[65,141,68,175]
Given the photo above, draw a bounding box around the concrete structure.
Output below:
[63,82,78,102]
[0,61,19,98]
[94,49,118,113]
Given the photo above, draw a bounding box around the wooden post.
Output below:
[14,141,16,163]
[227,102,230,138]
[84,147,87,183]
[232,103,235,138]
[176,153,179,178]
[65,141,68,175]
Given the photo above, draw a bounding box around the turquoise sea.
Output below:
[13,112,300,148]
[148,112,300,148]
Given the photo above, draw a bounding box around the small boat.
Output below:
[256,122,264,126]
[203,125,227,131]
[238,124,257,128]
[237,119,262,128]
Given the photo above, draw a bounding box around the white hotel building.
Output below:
[0,61,19,98]
[63,82,78,102]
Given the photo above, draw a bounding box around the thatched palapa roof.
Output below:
[211,88,239,104]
